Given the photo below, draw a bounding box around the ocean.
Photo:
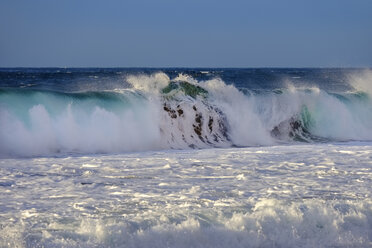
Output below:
[0,68,371,247]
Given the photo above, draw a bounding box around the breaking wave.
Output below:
[0,72,371,157]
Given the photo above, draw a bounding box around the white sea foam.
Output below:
[0,144,371,247]
[0,98,164,156]
[201,78,273,145]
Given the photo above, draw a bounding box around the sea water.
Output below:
[0,68,371,247]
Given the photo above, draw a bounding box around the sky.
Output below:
[0,0,371,67]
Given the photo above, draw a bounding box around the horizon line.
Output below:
[1,66,371,69]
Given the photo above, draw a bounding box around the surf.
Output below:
[0,71,371,157]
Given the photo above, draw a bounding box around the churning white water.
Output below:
[0,143,371,247]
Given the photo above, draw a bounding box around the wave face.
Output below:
[0,68,371,157]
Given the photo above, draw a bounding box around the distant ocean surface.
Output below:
[0,68,371,247]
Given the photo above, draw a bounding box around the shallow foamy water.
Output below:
[1,143,372,247]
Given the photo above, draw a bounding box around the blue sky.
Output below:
[1,0,371,67]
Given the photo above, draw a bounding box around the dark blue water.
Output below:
[0,68,360,93]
